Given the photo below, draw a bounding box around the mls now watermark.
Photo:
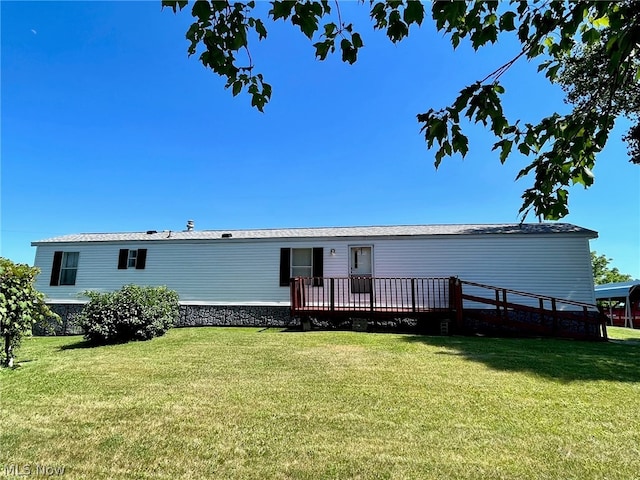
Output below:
[3,464,65,476]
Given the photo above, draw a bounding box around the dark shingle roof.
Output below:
[32,223,598,245]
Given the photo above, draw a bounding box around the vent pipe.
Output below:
[186,220,194,231]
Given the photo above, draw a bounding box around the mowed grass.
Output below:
[2,327,640,479]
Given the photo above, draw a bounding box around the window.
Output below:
[279,247,323,286]
[291,248,313,278]
[118,248,147,270]
[128,249,138,268]
[50,251,79,286]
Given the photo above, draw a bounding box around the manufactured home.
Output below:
[32,222,605,338]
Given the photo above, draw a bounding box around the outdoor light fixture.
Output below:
[330,249,336,256]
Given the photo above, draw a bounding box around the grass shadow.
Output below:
[58,339,96,351]
[403,335,640,383]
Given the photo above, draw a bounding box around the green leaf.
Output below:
[499,139,512,163]
[254,19,267,40]
[314,40,331,60]
[451,126,469,157]
[499,11,516,31]
[387,10,409,43]
[191,0,211,21]
[592,16,609,29]
[404,1,425,26]
[232,80,242,97]
[340,38,357,64]
[426,118,447,145]
[262,82,272,100]
[351,32,363,49]
[323,22,337,37]
[270,1,295,21]
[518,143,531,155]
[545,64,561,81]
[581,27,601,45]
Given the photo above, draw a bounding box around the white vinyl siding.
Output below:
[33,233,595,307]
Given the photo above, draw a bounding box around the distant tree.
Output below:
[555,24,640,165]
[163,0,639,221]
[591,251,633,285]
[0,258,58,368]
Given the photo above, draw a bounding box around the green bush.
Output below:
[1,258,59,367]
[78,285,179,344]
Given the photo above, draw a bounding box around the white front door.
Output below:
[350,246,372,294]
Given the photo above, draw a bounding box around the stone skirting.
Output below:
[35,304,298,335]
[34,304,86,336]
[177,305,296,328]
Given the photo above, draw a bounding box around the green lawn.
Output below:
[2,327,640,479]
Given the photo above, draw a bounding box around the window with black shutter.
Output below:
[117,248,147,270]
[50,251,79,286]
[279,247,323,286]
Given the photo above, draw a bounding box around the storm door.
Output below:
[350,246,373,294]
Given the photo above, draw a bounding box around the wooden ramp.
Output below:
[450,279,608,341]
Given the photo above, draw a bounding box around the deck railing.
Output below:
[453,279,607,340]
[290,276,452,316]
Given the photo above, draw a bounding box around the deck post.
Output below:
[551,298,558,333]
[330,278,335,311]
[502,289,508,325]
[369,278,374,313]
[411,278,416,312]
[449,277,464,331]
[290,278,296,314]
[448,277,456,312]
[539,298,544,319]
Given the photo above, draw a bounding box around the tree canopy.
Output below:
[163,0,640,220]
[555,22,640,165]
[591,251,634,285]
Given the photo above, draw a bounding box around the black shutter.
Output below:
[50,251,63,286]
[136,249,147,270]
[312,247,324,287]
[118,249,129,269]
[279,248,291,287]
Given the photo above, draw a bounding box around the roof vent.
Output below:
[146,230,158,235]
[186,220,194,231]
[221,233,232,238]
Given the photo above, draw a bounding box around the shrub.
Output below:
[77,285,179,344]
[0,258,59,367]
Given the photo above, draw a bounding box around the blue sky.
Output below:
[2,1,639,278]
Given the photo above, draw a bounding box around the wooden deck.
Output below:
[290,277,453,317]
[290,276,608,340]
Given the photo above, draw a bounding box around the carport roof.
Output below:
[594,281,640,299]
